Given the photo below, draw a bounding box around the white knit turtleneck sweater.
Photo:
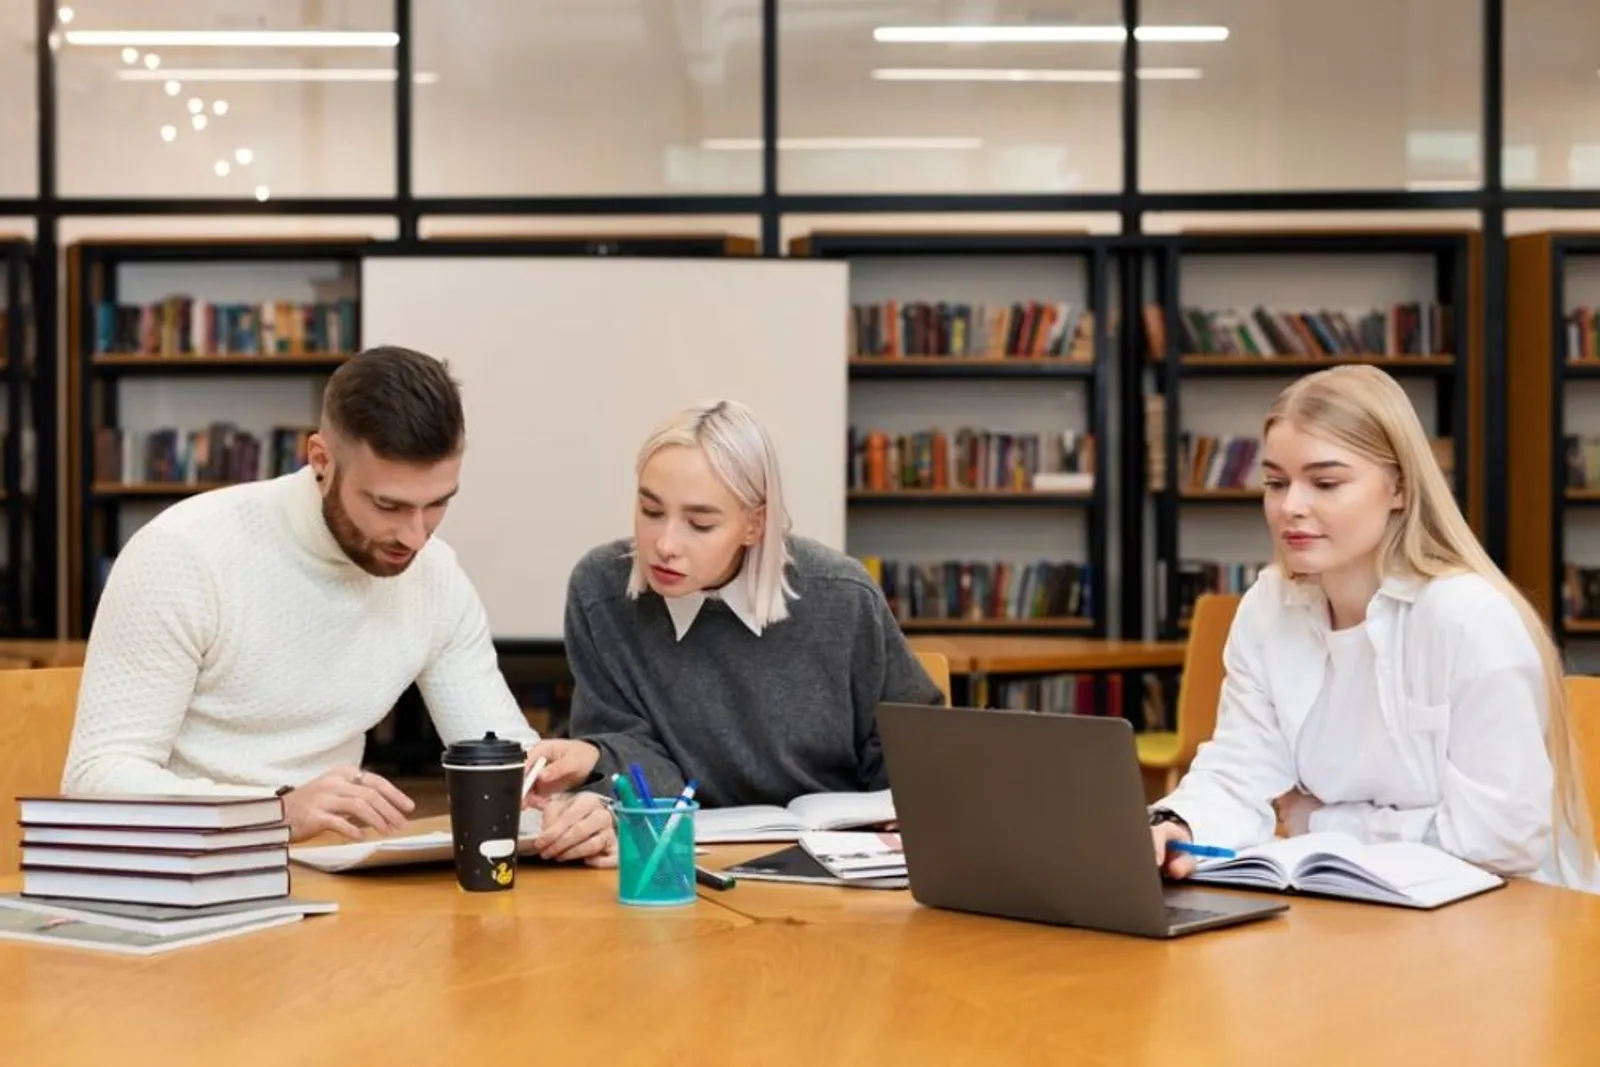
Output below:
[62,466,539,797]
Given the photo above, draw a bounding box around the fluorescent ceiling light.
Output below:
[701,136,984,151]
[65,30,398,48]
[874,25,1228,43]
[115,67,437,83]
[872,67,1202,82]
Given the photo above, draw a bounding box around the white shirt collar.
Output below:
[662,564,763,641]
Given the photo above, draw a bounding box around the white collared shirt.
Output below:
[662,565,764,641]
[1158,565,1599,892]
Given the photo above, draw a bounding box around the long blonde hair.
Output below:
[625,399,797,628]
[1266,364,1593,879]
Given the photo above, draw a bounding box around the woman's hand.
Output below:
[1151,819,1196,879]
[525,791,617,867]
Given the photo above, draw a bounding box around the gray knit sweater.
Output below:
[563,535,945,808]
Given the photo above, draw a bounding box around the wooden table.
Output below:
[5,825,1600,1065]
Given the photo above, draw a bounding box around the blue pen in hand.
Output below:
[1168,841,1236,860]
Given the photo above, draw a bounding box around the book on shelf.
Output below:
[1561,564,1600,623]
[976,673,1122,716]
[92,295,357,357]
[1186,831,1504,909]
[93,424,313,487]
[15,793,294,910]
[857,556,1091,625]
[1157,303,1452,359]
[696,789,895,843]
[1565,307,1600,363]
[1179,434,1261,492]
[1175,561,1267,622]
[850,300,1093,361]
[849,427,1094,493]
[1562,435,1600,487]
[1177,434,1454,493]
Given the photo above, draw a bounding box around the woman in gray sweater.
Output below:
[527,399,945,809]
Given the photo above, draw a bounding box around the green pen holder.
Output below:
[615,798,699,907]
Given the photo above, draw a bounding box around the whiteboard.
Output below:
[360,255,850,642]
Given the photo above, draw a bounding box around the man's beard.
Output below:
[321,472,417,578]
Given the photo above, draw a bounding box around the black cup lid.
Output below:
[441,731,525,766]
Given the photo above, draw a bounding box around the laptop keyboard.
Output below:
[1166,905,1227,927]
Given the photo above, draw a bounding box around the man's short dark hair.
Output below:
[322,345,465,463]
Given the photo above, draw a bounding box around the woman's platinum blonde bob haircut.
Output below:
[626,399,797,628]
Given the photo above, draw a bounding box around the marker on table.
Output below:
[695,866,735,891]
[1168,841,1236,860]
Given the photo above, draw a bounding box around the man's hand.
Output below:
[1273,789,1324,837]
[525,791,617,867]
[522,739,601,797]
[281,767,416,842]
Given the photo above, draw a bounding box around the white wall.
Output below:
[360,254,849,642]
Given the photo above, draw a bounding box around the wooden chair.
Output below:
[0,668,83,875]
[1565,675,1600,850]
[1138,593,1241,802]
[916,651,952,707]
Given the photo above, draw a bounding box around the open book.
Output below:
[1185,832,1506,909]
[696,790,895,844]
[289,811,544,874]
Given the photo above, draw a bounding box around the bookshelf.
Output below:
[791,231,1112,643]
[67,238,371,637]
[1,238,47,636]
[1141,231,1472,638]
[1506,231,1600,655]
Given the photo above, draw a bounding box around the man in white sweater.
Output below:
[62,346,615,864]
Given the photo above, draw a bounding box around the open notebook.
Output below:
[1185,832,1506,909]
[696,790,895,843]
[289,811,545,874]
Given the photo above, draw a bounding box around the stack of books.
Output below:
[0,793,335,955]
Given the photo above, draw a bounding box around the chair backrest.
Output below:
[1175,593,1242,765]
[1565,675,1600,849]
[916,651,952,707]
[0,668,83,875]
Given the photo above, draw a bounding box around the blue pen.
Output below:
[1169,841,1236,860]
[628,763,658,809]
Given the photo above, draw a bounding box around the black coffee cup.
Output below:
[441,731,527,892]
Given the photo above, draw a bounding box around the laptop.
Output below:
[875,703,1289,939]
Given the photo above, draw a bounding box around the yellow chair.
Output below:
[916,651,952,707]
[1138,593,1241,801]
[0,667,83,875]
[1564,675,1600,850]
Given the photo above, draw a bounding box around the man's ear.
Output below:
[306,432,333,487]
[743,505,766,547]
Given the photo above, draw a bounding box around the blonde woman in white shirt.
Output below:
[1149,364,1596,892]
